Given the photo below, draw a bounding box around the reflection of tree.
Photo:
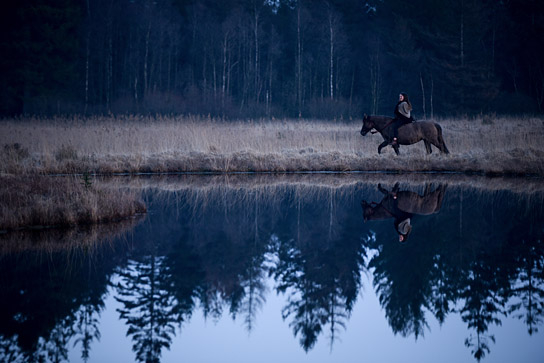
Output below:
[73,301,102,362]
[269,232,364,352]
[459,258,508,362]
[271,236,327,351]
[369,242,431,339]
[238,255,267,332]
[509,239,544,335]
[176,190,271,332]
[163,238,204,330]
[0,335,23,362]
[194,240,268,333]
[0,235,123,362]
[43,315,74,363]
[428,254,459,325]
[240,196,268,332]
[115,256,177,363]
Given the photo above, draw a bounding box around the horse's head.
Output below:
[360,114,374,136]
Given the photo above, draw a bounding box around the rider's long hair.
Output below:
[398,92,412,111]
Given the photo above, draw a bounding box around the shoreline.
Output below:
[31,168,544,178]
[2,116,543,177]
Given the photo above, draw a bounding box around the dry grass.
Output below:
[0,174,146,231]
[0,217,141,255]
[1,115,543,175]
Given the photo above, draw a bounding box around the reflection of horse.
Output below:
[360,114,450,155]
[361,183,447,242]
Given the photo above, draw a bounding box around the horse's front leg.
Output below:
[392,144,400,155]
[378,140,389,154]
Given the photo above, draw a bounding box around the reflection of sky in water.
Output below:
[4,176,544,363]
[69,274,543,363]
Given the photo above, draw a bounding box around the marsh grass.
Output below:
[0,217,141,255]
[1,115,543,175]
[0,175,146,231]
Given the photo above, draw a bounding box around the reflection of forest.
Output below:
[0,222,137,362]
[1,177,543,362]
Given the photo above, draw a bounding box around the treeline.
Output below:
[1,0,543,118]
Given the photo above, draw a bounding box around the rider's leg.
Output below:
[391,123,399,145]
[391,119,411,145]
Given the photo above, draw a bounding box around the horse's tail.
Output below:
[435,123,450,154]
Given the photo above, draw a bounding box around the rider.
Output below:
[378,183,413,243]
[390,92,414,146]
[394,211,412,243]
[388,184,413,243]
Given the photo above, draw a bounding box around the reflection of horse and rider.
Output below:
[361,183,447,243]
[360,92,450,155]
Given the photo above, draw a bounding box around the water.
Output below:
[1,174,544,363]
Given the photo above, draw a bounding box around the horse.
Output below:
[361,183,447,222]
[361,183,448,242]
[360,114,450,155]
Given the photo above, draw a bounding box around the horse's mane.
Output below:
[366,115,393,124]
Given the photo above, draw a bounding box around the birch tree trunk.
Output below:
[370,40,381,115]
[222,31,229,112]
[420,72,426,119]
[296,4,303,117]
[430,73,434,119]
[84,0,91,114]
[254,3,260,103]
[144,21,151,100]
[329,11,334,101]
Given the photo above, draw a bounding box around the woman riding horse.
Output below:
[360,114,450,155]
[391,92,414,146]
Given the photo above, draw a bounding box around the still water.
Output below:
[1,174,544,363]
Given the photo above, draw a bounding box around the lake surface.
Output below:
[1,174,544,363]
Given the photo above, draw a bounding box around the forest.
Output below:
[1,0,543,118]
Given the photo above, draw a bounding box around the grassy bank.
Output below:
[1,115,544,175]
[0,175,146,231]
[0,217,142,254]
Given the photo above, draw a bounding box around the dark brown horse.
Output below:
[362,183,447,221]
[361,183,448,242]
[360,115,450,155]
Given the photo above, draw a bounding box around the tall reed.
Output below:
[0,175,146,231]
[1,115,543,175]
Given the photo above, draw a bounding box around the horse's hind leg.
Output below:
[423,183,432,196]
[429,137,449,154]
[424,140,432,154]
[432,140,449,154]
[435,125,450,154]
